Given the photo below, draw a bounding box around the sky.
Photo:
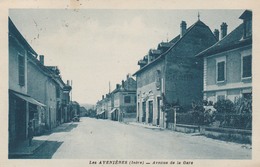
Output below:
[9,9,244,105]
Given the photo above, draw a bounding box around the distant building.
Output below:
[79,107,88,117]
[134,19,217,128]
[196,10,252,103]
[96,95,106,119]
[70,101,80,118]
[95,75,137,122]
[110,75,137,122]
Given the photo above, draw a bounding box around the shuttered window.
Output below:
[18,54,25,86]
[242,55,252,78]
[217,61,225,82]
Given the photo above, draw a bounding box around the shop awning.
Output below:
[12,92,46,107]
[97,110,105,115]
[110,108,117,114]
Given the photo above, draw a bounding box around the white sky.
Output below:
[9,9,244,104]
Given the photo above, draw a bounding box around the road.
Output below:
[28,117,251,159]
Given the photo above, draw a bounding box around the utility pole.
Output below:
[71,80,73,102]
[109,81,111,94]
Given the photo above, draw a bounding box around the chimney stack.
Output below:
[180,21,187,38]
[116,84,120,89]
[127,74,130,80]
[102,95,104,100]
[67,80,70,85]
[214,29,220,41]
[121,80,125,88]
[220,22,228,39]
[39,55,44,65]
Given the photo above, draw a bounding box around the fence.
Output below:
[175,112,252,130]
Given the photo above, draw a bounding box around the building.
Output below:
[196,10,252,103]
[46,66,72,124]
[9,18,46,146]
[133,19,217,128]
[110,75,137,122]
[96,95,107,119]
[8,17,72,149]
[79,107,88,117]
[27,54,57,133]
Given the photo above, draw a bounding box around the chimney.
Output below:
[39,55,44,65]
[127,74,130,80]
[102,95,104,100]
[116,84,120,89]
[67,80,70,85]
[121,80,125,88]
[180,21,187,38]
[214,29,220,41]
[220,22,228,39]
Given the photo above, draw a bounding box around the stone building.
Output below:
[134,19,217,128]
[196,10,252,103]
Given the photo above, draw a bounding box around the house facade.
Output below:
[196,10,252,103]
[134,19,217,128]
[111,75,137,122]
[9,18,46,146]
[96,75,137,122]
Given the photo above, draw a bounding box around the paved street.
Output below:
[25,117,251,159]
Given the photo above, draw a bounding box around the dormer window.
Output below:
[239,10,252,39]
[244,19,252,38]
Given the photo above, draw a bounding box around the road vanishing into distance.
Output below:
[23,117,251,159]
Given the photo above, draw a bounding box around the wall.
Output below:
[204,46,252,103]
[165,23,217,109]
[9,34,29,146]
[9,36,27,94]
[136,60,164,126]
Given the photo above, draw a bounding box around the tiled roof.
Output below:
[196,23,252,57]
[150,49,162,55]
[134,20,210,76]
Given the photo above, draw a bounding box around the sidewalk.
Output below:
[8,122,73,158]
[128,122,163,130]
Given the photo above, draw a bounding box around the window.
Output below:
[18,54,25,86]
[245,20,252,38]
[155,70,161,90]
[243,93,252,99]
[242,55,252,78]
[216,91,226,102]
[217,95,225,101]
[124,96,131,103]
[217,61,225,82]
[56,86,60,98]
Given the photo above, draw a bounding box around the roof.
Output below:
[9,17,38,57]
[9,18,69,89]
[239,10,252,20]
[196,23,252,58]
[133,20,211,76]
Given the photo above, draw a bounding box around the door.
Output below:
[16,99,26,141]
[148,101,153,124]
[142,101,146,122]
[157,97,161,126]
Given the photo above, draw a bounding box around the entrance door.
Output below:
[157,97,161,126]
[142,101,146,122]
[148,101,153,124]
[16,99,26,141]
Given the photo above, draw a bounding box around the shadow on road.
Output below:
[12,140,63,159]
[52,123,78,133]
